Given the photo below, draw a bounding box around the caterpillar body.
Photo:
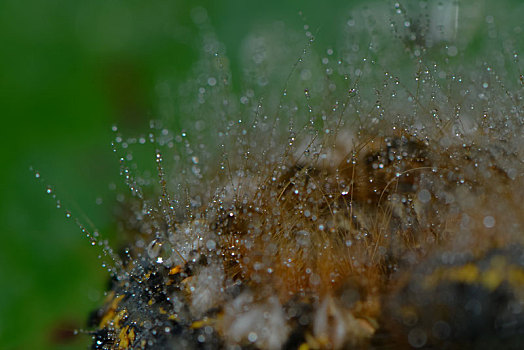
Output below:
[80,2,523,349]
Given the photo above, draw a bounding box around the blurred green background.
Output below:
[0,0,521,349]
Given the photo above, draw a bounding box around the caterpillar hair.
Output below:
[58,2,524,349]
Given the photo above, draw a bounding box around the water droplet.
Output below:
[248,332,258,343]
[206,239,216,250]
[408,328,427,348]
[418,189,431,204]
[147,239,163,259]
[483,216,495,228]
[447,46,458,57]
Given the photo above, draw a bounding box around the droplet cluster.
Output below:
[68,2,524,349]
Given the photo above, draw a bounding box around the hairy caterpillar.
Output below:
[40,1,523,349]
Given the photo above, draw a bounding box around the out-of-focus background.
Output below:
[0,0,521,349]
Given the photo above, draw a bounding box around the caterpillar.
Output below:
[53,2,524,349]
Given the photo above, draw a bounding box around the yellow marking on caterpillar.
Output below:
[118,325,135,349]
[99,309,115,329]
[191,318,212,329]
[421,255,524,292]
[298,343,310,350]
[304,332,320,349]
[480,256,507,291]
[114,309,128,328]
[447,263,479,284]
[99,294,126,328]
[508,267,524,287]
[169,265,182,275]
[104,290,115,303]
[423,263,479,289]
[128,328,135,344]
